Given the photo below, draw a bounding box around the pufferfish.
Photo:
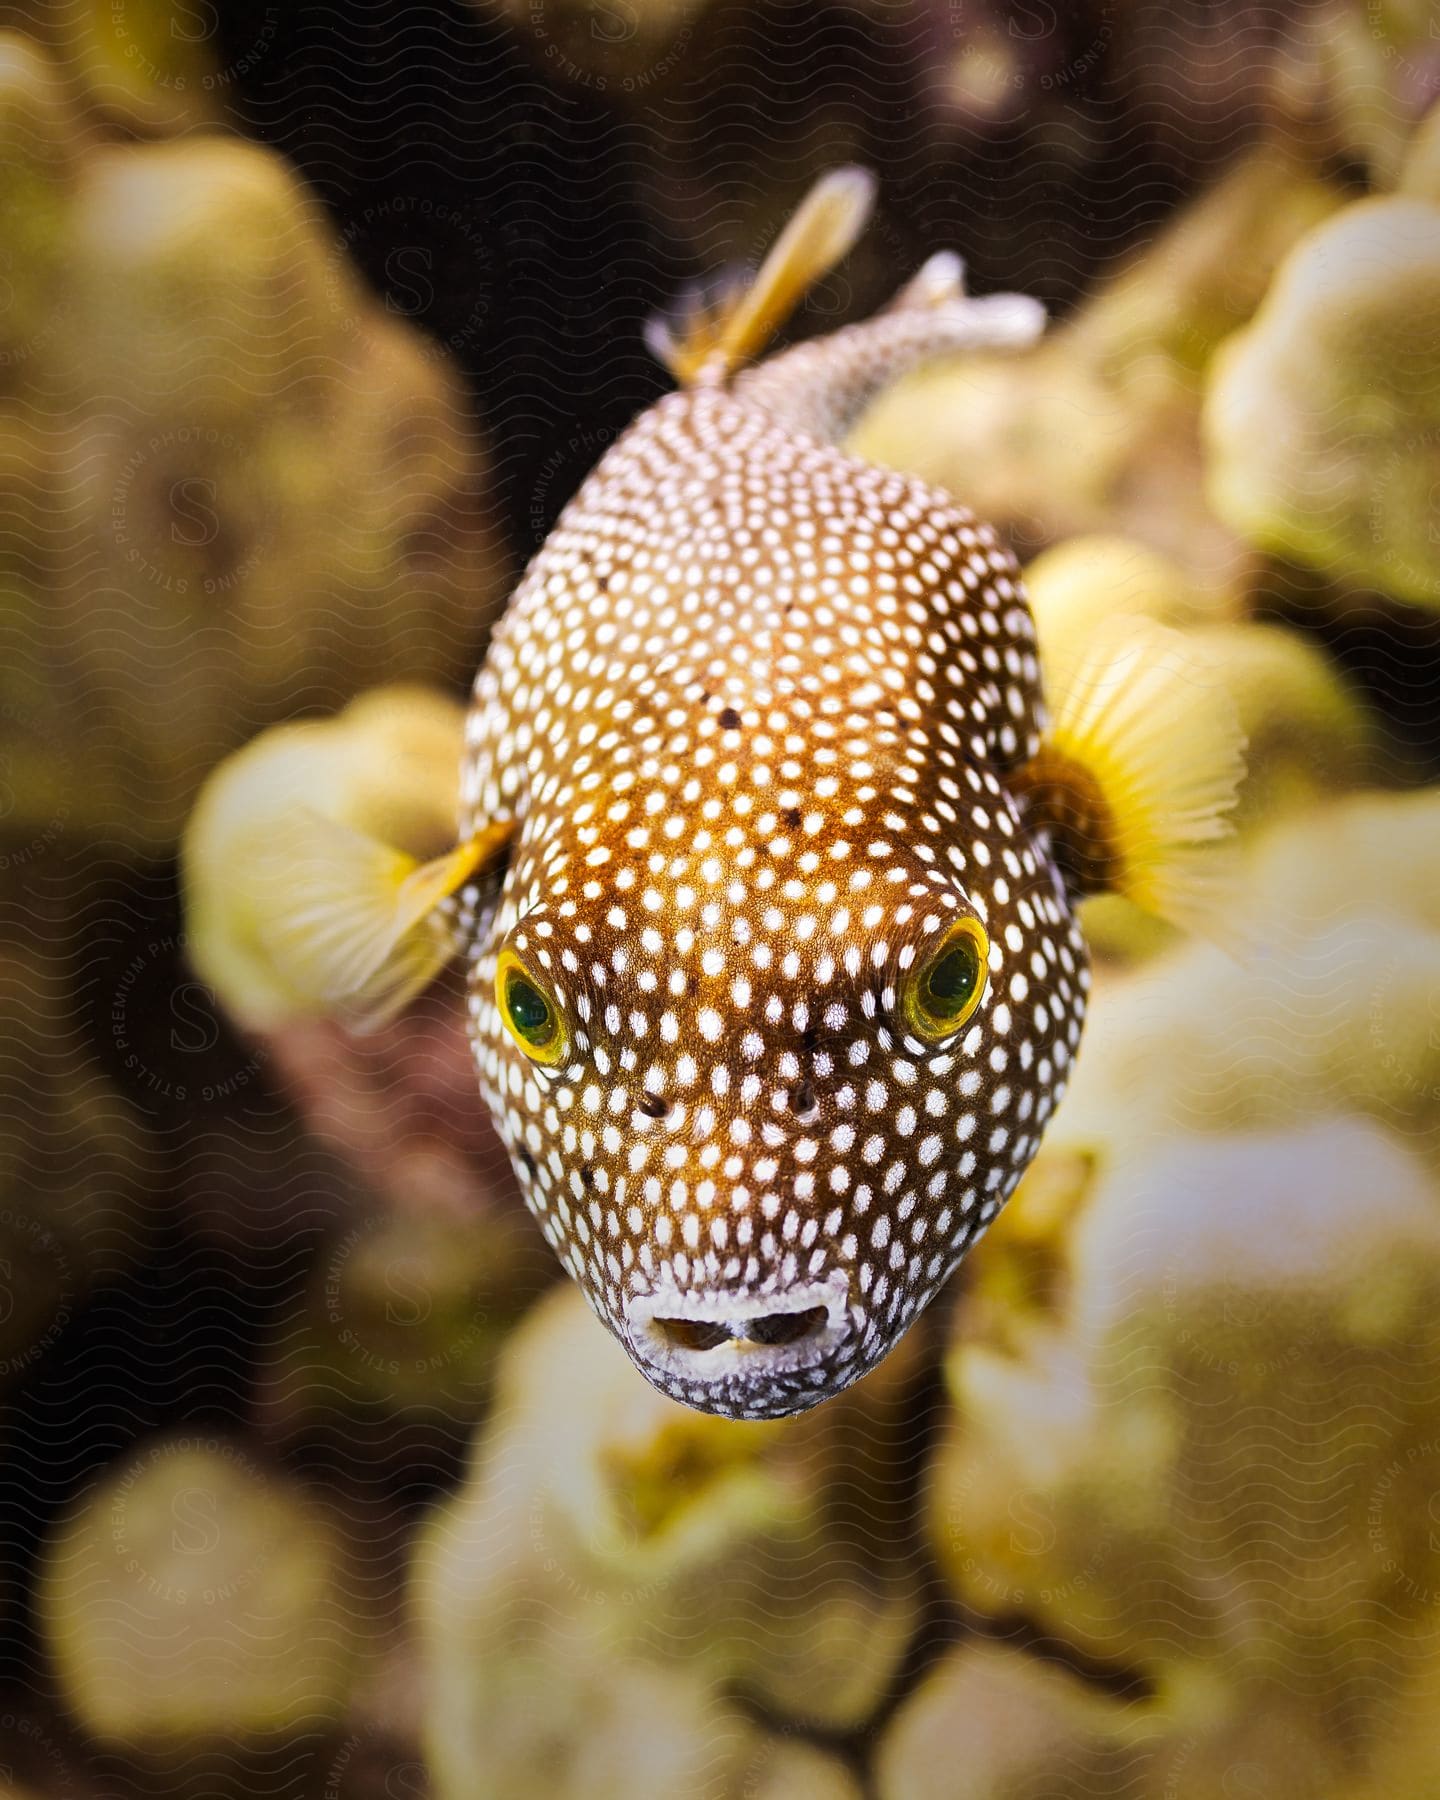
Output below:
[186,170,1243,1419]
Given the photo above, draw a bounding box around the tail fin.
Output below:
[645,166,877,385]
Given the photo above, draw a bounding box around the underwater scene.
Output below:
[2,0,1439,1794]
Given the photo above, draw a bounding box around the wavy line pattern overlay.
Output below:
[1,1,1438,1796]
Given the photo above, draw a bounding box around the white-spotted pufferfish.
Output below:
[191,171,1243,1419]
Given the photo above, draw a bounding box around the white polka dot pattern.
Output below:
[459,369,1089,1419]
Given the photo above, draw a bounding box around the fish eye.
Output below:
[902,917,989,1042]
[496,947,569,1066]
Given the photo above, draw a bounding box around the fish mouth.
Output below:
[624,1273,853,1386]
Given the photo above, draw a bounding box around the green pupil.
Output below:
[507,974,552,1041]
[924,943,978,1015]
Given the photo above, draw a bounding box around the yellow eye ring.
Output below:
[496,947,570,1067]
[901,917,990,1043]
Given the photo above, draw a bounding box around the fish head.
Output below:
[471,787,1088,1419]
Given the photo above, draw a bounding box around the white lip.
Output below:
[624,1273,853,1384]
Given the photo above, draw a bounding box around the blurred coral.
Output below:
[0,1,230,137]
[876,1642,1150,1800]
[918,788,1440,1787]
[253,1199,551,1454]
[1205,193,1440,608]
[934,1119,1440,1716]
[2,7,1438,1796]
[1398,102,1440,202]
[0,41,506,854]
[876,1639,1352,1800]
[852,149,1345,580]
[39,1435,368,1744]
[1048,789,1440,1158]
[412,1283,925,1797]
[257,987,516,1220]
[0,948,151,1390]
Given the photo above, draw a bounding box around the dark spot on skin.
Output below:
[791,1078,816,1117]
[636,1092,668,1119]
[782,806,802,829]
[800,1024,821,1054]
[718,706,742,730]
[580,1165,596,1190]
[519,1149,538,1178]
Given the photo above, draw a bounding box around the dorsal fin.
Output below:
[645,167,878,386]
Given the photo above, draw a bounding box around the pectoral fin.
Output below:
[1014,618,1246,936]
[254,813,513,1031]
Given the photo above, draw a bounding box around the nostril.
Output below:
[654,1317,732,1352]
[745,1306,828,1347]
[790,1078,816,1117]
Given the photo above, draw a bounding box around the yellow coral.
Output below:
[1205,195,1440,606]
[0,61,505,854]
[38,1437,364,1743]
[935,1117,1440,1750]
[877,1641,1353,1800]
[1397,102,1440,204]
[853,151,1344,581]
[412,1284,924,1797]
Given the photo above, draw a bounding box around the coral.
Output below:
[38,1436,366,1743]
[934,1115,1440,1744]
[412,1283,925,1798]
[852,150,1344,581]
[1205,195,1440,607]
[1049,790,1440,1161]
[1398,103,1440,204]
[918,791,1440,1782]
[0,42,505,853]
[876,1641,1353,1800]
[253,1201,552,1447]
[0,0,228,137]
[0,949,150,1390]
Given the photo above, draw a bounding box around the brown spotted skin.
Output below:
[460,373,1088,1419]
